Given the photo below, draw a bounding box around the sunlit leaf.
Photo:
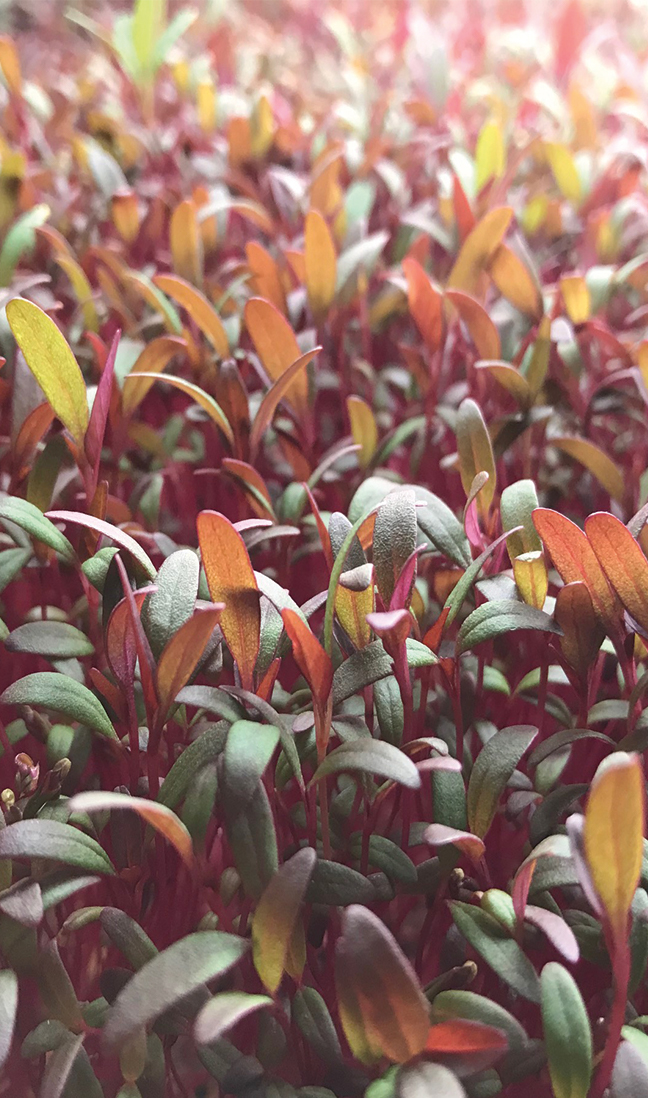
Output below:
[68,792,194,868]
[6,299,88,443]
[252,847,316,993]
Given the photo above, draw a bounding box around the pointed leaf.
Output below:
[305,210,336,316]
[153,274,228,355]
[456,399,496,515]
[457,600,560,655]
[155,606,222,716]
[197,510,260,692]
[467,726,538,838]
[0,819,114,874]
[6,299,88,443]
[282,608,332,705]
[69,792,194,868]
[123,372,233,446]
[46,511,156,579]
[450,901,540,1003]
[532,508,621,628]
[250,348,320,458]
[0,496,75,561]
[252,847,316,993]
[245,297,308,415]
[447,207,513,294]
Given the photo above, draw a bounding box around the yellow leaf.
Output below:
[526,315,552,395]
[583,753,645,943]
[347,395,377,468]
[154,274,229,357]
[552,436,624,503]
[170,199,203,287]
[197,79,217,132]
[250,94,274,158]
[6,299,88,444]
[447,206,513,295]
[304,209,337,318]
[252,849,315,994]
[475,361,532,410]
[123,373,233,447]
[489,244,543,321]
[513,553,548,610]
[546,143,582,203]
[560,276,590,325]
[475,120,505,191]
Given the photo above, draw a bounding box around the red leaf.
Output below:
[281,608,332,707]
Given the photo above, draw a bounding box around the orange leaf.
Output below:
[245,241,286,314]
[402,257,443,354]
[244,297,309,416]
[489,244,543,321]
[281,608,332,707]
[111,190,140,244]
[69,792,194,868]
[585,512,648,633]
[554,581,603,676]
[447,207,513,295]
[583,753,645,944]
[532,508,621,630]
[250,349,321,459]
[197,511,261,692]
[304,209,337,317]
[169,199,203,287]
[122,336,186,416]
[0,36,21,95]
[155,607,223,717]
[335,904,430,1064]
[222,458,276,520]
[153,274,228,357]
[446,290,501,359]
[425,1018,508,1055]
[475,361,532,409]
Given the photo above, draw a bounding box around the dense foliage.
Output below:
[1,0,648,1094]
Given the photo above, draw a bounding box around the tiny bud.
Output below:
[52,757,72,782]
[1,788,15,809]
[20,707,50,741]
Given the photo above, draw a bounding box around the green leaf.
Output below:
[223,721,280,809]
[153,8,197,67]
[252,848,316,993]
[541,962,592,1098]
[0,672,117,740]
[80,547,118,592]
[0,204,50,286]
[373,488,417,608]
[312,739,420,790]
[0,819,114,875]
[467,725,537,838]
[414,486,471,567]
[157,724,227,810]
[450,901,540,1003]
[103,931,249,1048]
[0,969,18,1070]
[293,987,343,1065]
[5,621,93,659]
[336,231,389,298]
[226,784,278,899]
[0,497,75,561]
[348,834,417,884]
[142,548,199,658]
[194,991,272,1046]
[132,0,165,75]
[500,480,542,559]
[406,638,439,667]
[306,860,377,905]
[457,601,561,655]
[0,547,31,593]
[100,908,158,971]
[445,529,520,626]
[528,728,614,768]
[332,642,393,705]
[6,299,88,443]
